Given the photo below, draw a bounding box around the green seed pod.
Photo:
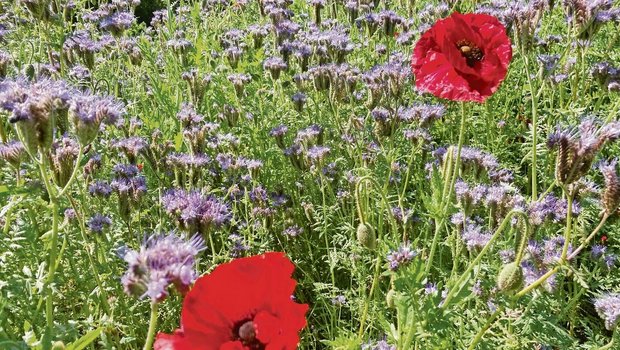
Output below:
[497,262,524,293]
[356,222,376,250]
[386,288,396,309]
[51,341,65,350]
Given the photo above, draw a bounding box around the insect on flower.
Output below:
[411,12,512,102]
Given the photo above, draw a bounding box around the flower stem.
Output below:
[45,199,59,329]
[143,302,159,350]
[441,210,526,309]
[599,328,617,350]
[467,305,505,350]
[522,51,539,199]
[56,147,83,199]
[515,266,560,297]
[425,218,444,275]
[568,214,610,260]
[445,102,468,207]
[560,189,575,261]
[358,253,381,340]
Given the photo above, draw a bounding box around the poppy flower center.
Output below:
[456,39,484,67]
[234,319,265,350]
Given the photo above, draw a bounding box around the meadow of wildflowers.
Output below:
[1,0,620,349]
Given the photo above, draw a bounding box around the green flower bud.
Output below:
[356,222,376,250]
[497,262,524,293]
[51,341,65,350]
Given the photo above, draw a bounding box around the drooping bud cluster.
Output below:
[111,164,147,222]
[49,136,80,187]
[356,222,376,250]
[500,235,574,293]
[0,140,25,169]
[562,0,619,40]
[477,0,551,48]
[120,232,205,302]
[599,159,620,215]
[548,118,620,185]
[181,69,212,106]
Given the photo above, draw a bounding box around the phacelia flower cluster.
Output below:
[121,233,205,302]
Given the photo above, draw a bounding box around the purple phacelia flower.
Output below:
[120,232,205,302]
[283,225,303,237]
[86,213,112,233]
[594,293,620,330]
[162,189,231,233]
[462,223,492,251]
[307,145,331,162]
[387,242,417,271]
[89,180,112,198]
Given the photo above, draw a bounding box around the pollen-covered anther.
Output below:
[456,39,484,66]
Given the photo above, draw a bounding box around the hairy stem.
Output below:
[441,210,527,309]
[143,302,159,350]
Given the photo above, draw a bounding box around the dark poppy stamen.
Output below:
[234,319,265,350]
[456,39,484,67]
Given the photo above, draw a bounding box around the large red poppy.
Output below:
[411,12,512,103]
[154,252,309,350]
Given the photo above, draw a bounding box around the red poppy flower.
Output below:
[411,12,512,103]
[154,252,309,350]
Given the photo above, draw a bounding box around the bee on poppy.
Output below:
[412,12,512,103]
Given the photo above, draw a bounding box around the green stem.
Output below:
[143,302,159,350]
[444,103,468,209]
[425,218,444,275]
[560,189,575,261]
[515,266,560,297]
[66,195,111,313]
[36,158,60,330]
[467,305,505,350]
[441,210,527,309]
[357,253,382,340]
[568,214,610,260]
[56,147,83,199]
[599,328,617,350]
[45,199,59,329]
[523,52,539,199]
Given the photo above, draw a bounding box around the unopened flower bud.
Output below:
[356,222,376,250]
[50,136,80,187]
[600,159,620,215]
[497,262,523,293]
[51,341,65,350]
